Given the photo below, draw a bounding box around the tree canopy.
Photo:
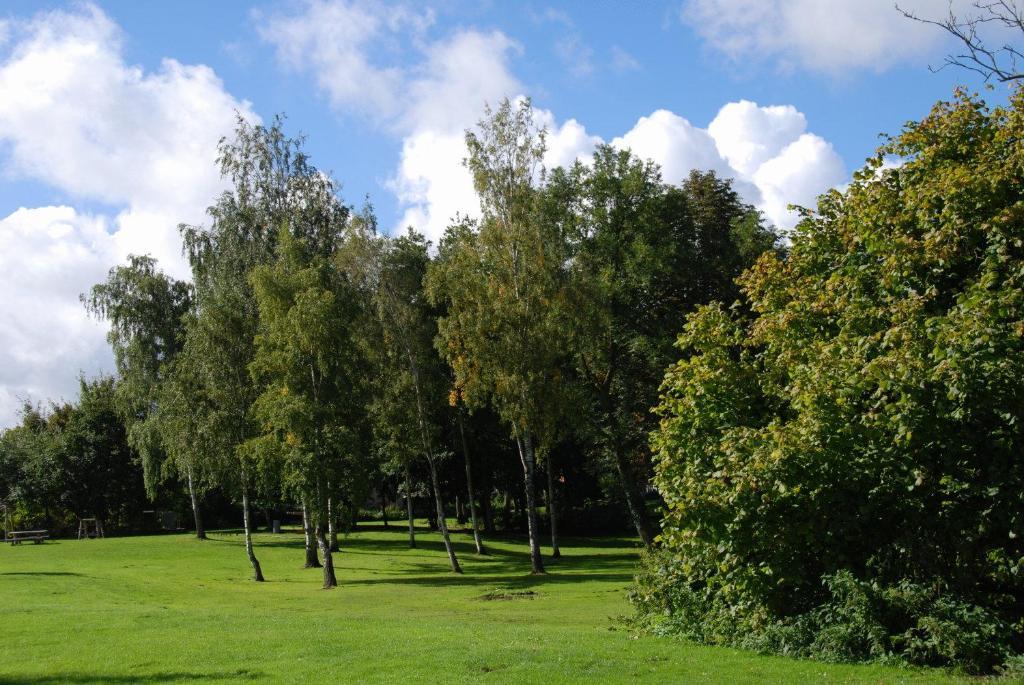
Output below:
[641,89,1024,673]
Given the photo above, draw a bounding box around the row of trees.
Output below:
[5,100,775,589]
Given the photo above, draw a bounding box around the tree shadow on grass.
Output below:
[0,572,86,577]
[337,567,634,589]
[204,526,641,584]
[0,669,262,684]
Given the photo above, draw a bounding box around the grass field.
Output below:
[0,524,981,684]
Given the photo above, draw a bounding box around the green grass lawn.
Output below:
[0,524,981,684]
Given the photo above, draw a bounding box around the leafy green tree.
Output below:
[151,345,220,540]
[428,99,572,573]
[550,149,776,546]
[82,256,199,535]
[0,404,61,529]
[373,228,463,572]
[249,226,364,589]
[52,377,147,531]
[181,115,347,582]
[0,382,145,533]
[643,89,1024,672]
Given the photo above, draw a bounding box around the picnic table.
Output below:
[4,530,49,545]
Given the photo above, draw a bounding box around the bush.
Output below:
[631,550,1016,673]
[636,89,1024,674]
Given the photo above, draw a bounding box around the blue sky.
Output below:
[0,0,1008,426]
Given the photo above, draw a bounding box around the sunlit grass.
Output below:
[0,523,975,684]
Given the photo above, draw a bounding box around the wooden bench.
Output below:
[4,530,49,545]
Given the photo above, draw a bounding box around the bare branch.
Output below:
[898,0,1024,81]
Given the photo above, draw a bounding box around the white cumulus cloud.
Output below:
[607,101,845,228]
[257,0,432,124]
[0,4,255,426]
[0,207,115,425]
[259,1,526,243]
[260,2,849,243]
[611,109,731,184]
[402,29,523,135]
[752,134,846,226]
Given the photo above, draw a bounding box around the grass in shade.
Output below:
[0,523,977,684]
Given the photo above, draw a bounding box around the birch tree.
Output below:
[373,229,462,573]
[82,256,200,536]
[249,227,364,589]
[428,99,572,574]
[180,115,346,581]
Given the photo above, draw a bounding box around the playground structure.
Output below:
[78,517,105,539]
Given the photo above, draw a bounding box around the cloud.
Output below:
[259,1,528,244]
[706,100,807,176]
[611,46,640,73]
[391,130,477,241]
[752,134,846,225]
[554,33,595,79]
[402,29,522,134]
[258,2,845,243]
[0,206,115,426]
[612,110,731,184]
[532,7,594,79]
[391,97,843,244]
[257,1,432,123]
[0,4,255,425]
[259,1,519,135]
[0,5,256,277]
[680,0,966,74]
[610,101,844,228]
[539,114,602,171]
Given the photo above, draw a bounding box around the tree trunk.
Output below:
[427,454,463,574]
[380,480,389,528]
[502,490,512,531]
[404,467,416,548]
[186,466,206,540]
[613,449,655,547]
[458,411,485,554]
[406,355,461,573]
[546,453,561,559]
[516,428,545,574]
[315,522,337,589]
[327,496,338,552]
[241,482,264,582]
[456,495,466,524]
[482,490,494,534]
[302,501,321,568]
[426,483,438,531]
[481,465,495,534]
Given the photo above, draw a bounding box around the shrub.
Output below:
[636,89,1024,674]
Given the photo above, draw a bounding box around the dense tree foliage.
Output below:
[2,101,778,584]
[549,148,777,546]
[637,89,1024,673]
[248,227,365,588]
[0,379,146,532]
[82,256,201,534]
[428,99,574,574]
[180,115,349,581]
[371,228,465,570]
